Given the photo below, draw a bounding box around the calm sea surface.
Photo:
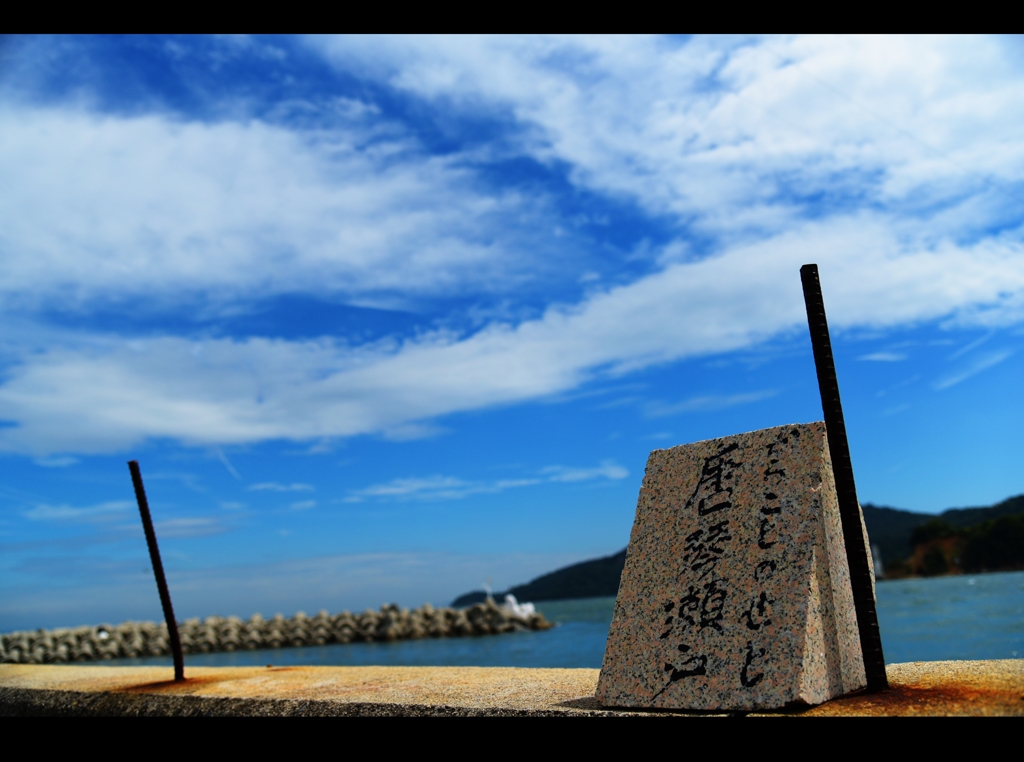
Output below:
[99,570,1023,669]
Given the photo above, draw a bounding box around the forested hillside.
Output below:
[452,494,1024,604]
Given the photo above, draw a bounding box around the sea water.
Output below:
[98,570,1023,669]
[874,570,1023,663]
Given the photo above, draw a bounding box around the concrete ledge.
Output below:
[1,660,1022,716]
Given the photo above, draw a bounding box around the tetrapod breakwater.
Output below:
[0,600,552,664]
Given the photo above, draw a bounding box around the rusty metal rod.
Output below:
[800,264,888,692]
[128,460,184,681]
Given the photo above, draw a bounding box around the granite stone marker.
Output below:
[596,422,873,711]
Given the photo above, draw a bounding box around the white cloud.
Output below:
[540,461,628,482]
[32,456,79,467]
[152,517,228,539]
[20,500,230,540]
[344,461,627,503]
[346,475,470,501]
[1,37,1023,455]
[310,35,1024,238]
[1,217,1022,455]
[644,390,778,417]
[947,333,992,360]
[379,422,450,441]
[23,500,133,523]
[215,448,241,480]
[289,500,317,510]
[858,352,907,362]
[0,105,559,308]
[248,482,315,492]
[933,349,1015,389]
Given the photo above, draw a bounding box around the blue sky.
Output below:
[1,35,1022,631]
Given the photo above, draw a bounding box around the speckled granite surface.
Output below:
[597,423,870,711]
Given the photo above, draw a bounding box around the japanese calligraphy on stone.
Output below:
[596,422,868,711]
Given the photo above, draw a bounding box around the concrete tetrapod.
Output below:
[0,600,551,664]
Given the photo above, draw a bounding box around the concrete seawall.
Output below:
[2,660,1021,716]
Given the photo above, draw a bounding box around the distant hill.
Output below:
[452,494,1024,605]
[863,494,1024,566]
[860,504,935,569]
[451,549,627,607]
[935,494,1024,529]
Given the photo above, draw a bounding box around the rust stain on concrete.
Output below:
[800,660,1024,716]
[118,675,229,693]
[1,660,1021,716]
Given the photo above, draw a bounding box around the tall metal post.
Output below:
[129,460,185,681]
[800,264,888,692]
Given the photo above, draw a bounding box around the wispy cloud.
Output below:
[23,500,133,523]
[934,349,1014,390]
[289,500,317,510]
[540,462,628,482]
[248,482,315,492]
[875,374,922,398]
[0,103,567,308]
[32,456,78,467]
[344,461,628,503]
[592,396,643,411]
[4,214,1022,457]
[346,475,469,501]
[152,517,229,539]
[645,391,778,418]
[145,471,206,493]
[643,432,675,441]
[215,449,241,480]
[0,549,598,631]
[859,352,907,362]
[947,333,993,361]
[380,423,449,441]
[313,35,1024,238]
[20,502,231,542]
[1,37,1023,457]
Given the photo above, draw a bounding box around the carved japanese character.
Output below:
[763,442,787,482]
[740,641,767,688]
[698,578,728,631]
[657,583,714,639]
[653,645,708,697]
[683,521,732,579]
[677,586,701,626]
[683,443,741,516]
[754,560,777,581]
[740,591,774,631]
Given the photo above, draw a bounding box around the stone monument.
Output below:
[596,421,873,711]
